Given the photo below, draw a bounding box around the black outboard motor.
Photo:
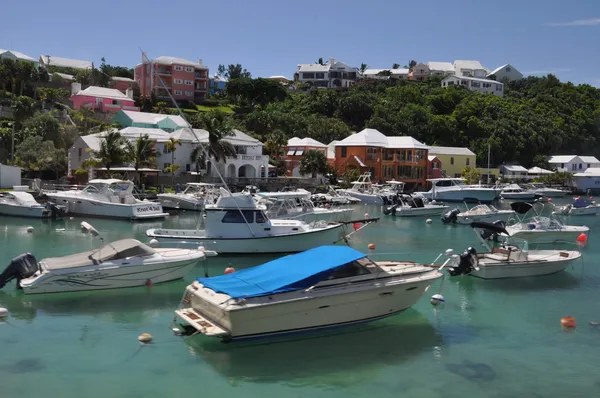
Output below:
[448,247,478,276]
[441,208,460,224]
[46,201,67,219]
[383,204,398,216]
[0,253,39,289]
[480,220,506,242]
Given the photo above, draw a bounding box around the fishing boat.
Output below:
[336,173,392,205]
[147,188,370,254]
[553,197,600,216]
[311,186,362,206]
[0,222,216,294]
[383,194,448,217]
[43,179,168,220]
[172,245,443,342]
[500,184,540,200]
[420,178,500,203]
[156,182,217,211]
[0,190,65,219]
[443,221,582,279]
[257,191,353,223]
[441,202,515,224]
[527,183,569,198]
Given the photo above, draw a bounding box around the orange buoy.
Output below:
[576,233,588,246]
[368,243,376,250]
[561,316,576,328]
[224,267,236,274]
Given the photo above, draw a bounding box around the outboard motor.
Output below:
[46,201,67,219]
[0,253,39,289]
[441,208,460,224]
[448,247,478,276]
[383,204,398,216]
[480,220,506,242]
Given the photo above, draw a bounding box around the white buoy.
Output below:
[426,218,432,224]
[138,333,153,343]
[26,226,34,233]
[69,217,74,220]
[55,228,65,232]
[364,213,369,218]
[430,294,445,306]
[148,239,160,248]
[0,308,8,318]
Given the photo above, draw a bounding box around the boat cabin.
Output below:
[428,178,467,188]
[83,179,138,204]
[0,191,40,207]
[257,191,316,218]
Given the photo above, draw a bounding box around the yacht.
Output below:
[311,186,362,206]
[146,188,361,254]
[383,194,448,217]
[43,179,168,220]
[553,197,600,216]
[441,203,515,224]
[444,222,582,279]
[500,184,540,200]
[420,178,500,203]
[172,245,442,342]
[257,191,353,223]
[157,182,217,211]
[527,183,569,198]
[0,190,65,219]
[336,173,391,205]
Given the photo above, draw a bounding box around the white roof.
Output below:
[297,63,330,73]
[335,128,427,149]
[74,86,131,101]
[574,168,600,177]
[579,156,600,163]
[387,136,429,149]
[327,140,338,159]
[487,64,510,76]
[267,75,290,80]
[548,155,578,163]
[427,62,454,72]
[428,146,475,156]
[110,76,135,83]
[225,129,263,146]
[120,110,188,128]
[454,60,486,71]
[0,49,36,62]
[152,56,206,68]
[287,137,326,147]
[80,135,102,151]
[168,128,262,146]
[53,72,74,81]
[427,155,437,161]
[117,127,171,141]
[363,68,409,76]
[528,167,554,174]
[503,165,528,172]
[443,75,503,84]
[39,55,92,70]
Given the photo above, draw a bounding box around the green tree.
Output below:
[15,136,66,178]
[461,166,481,184]
[191,110,237,163]
[391,63,400,69]
[217,64,251,79]
[22,112,65,147]
[408,60,417,71]
[164,137,182,185]
[10,96,35,128]
[359,63,369,74]
[299,149,329,178]
[123,134,158,184]
[37,87,70,110]
[87,130,126,175]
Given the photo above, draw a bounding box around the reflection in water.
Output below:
[185,310,442,387]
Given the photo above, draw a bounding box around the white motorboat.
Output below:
[0,190,65,219]
[527,183,569,198]
[257,191,353,223]
[500,184,540,200]
[0,223,216,294]
[383,194,448,217]
[336,173,391,205]
[43,179,168,220]
[311,186,362,206]
[420,178,501,203]
[443,221,582,279]
[441,203,515,225]
[172,245,443,342]
[553,197,600,216]
[146,188,370,254]
[157,182,217,211]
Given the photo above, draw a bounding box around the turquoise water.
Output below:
[1,201,600,398]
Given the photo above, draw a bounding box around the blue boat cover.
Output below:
[573,199,591,208]
[197,246,366,299]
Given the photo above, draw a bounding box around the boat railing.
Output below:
[39,182,86,193]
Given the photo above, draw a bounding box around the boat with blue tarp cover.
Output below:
[174,246,443,342]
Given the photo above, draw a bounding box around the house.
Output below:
[69,83,139,112]
[134,55,209,104]
[209,74,227,95]
[109,77,136,93]
[501,165,528,179]
[363,68,409,80]
[39,55,92,70]
[428,146,476,178]
[266,76,292,85]
[111,110,187,132]
[0,49,37,66]
[453,60,488,78]
[427,62,455,76]
[284,137,327,177]
[428,155,443,178]
[487,64,523,82]
[441,75,504,98]
[333,128,429,187]
[295,57,359,88]
[549,155,600,173]
[410,63,430,81]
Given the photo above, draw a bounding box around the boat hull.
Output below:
[147,224,346,254]
[422,188,500,204]
[157,195,204,211]
[0,203,49,218]
[472,251,581,279]
[338,191,382,204]
[569,206,600,216]
[534,190,568,198]
[45,194,168,220]
[392,206,449,217]
[506,228,588,244]
[501,193,537,200]
[456,211,514,225]
[279,208,354,223]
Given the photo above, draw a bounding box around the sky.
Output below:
[2,0,599,86]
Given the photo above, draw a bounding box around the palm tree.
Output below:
[124,134,158,185]
[190,145,206,181]
[316,57,324,65]
[265,130,286,161]
[192,110,237,164]
[86,130,125,176]
[299,150,329,178]
[408,60,417,71]
[359,63,369,74]
[164,137,182,186]
[392,63,400,69]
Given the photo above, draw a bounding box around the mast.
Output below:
[487,143,491,185]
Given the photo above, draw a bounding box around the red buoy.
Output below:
[353,222,361,231]
[548,198,553,203]
[368,243,376,250]
[224,267,236,274]
[576,233,588,246]
[561,316,576,328]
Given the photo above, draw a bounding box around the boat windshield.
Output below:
[108,182,133,194]
[82,183,104,193]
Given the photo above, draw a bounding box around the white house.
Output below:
[501,165,528,179]
[427,62,455,76]
[441,75,504,98]
[362,68,409,80]
[453,60,488,78]
[39,55,93,70]
[0,49,36,63]
[487,64,523,82]
[549,155,600,173]
[295,57,359,88]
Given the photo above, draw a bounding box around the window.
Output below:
[432,162,439,170]
[496,84,503,91]
[561,163,564,168]
[483,82,492,88]
[185,91,193,97]
[184,80,193,85]
[588,164,591,168]
[185,67,194,72]
[450,157,454,165]
[506,67,511,72]
[221,210,255,223]
[447,81,454,86]
[579,163,583,169]
[315,73,325,79]
[163,162,171,169]
[174,79,183,84]
[255,211,267,223]
[340,147,347,158]
[174,90,182,95]
[174,65,183,71]
[303,73,315,79]
[466,158,470,166]
[78,148,82,159]
[186,164,191,172]
[326,261,371,280]
[366,147,378,161]
[383,165,395,179]
[471,82,480,88]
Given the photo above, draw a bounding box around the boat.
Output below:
[42,179,169,220]
[527,183,569,198]
[311,186,362,206]
[553,197,600,216]
[172,245,443,342]
[419,178,501,203]
[500,184,541,200]
[336,173,392,205]
[573,168,600,193]
[257,191,353,223]
[0,222,216,294]
[383,194,448,217]
[156,182,217,211]
[441,202,515,224]
[0,190,65,219]
[443,221,582,279]
[146,188,372,254]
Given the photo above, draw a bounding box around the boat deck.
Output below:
[175,308,228,336]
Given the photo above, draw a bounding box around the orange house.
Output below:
[334,128,429,187]
[285,137,327,176]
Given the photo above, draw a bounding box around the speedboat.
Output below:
[441,203,515,224]
[0,190,65,219]
[443,221,582,279]
[336,173,390,205]
[257,191,353,223]
[553,197,600,216]
[146,188,373,254]
[527,183,569,198]
[0,223,216,294]
[43,179,168,220]
[383,194,448,217]
[157,182,217,211]
[500,184,540,200]
[172,245,442,342]
[311,186,361,206]
[420,178,500,203]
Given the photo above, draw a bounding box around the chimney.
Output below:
[197,58,203,65]
[126,88,133,99]
[329,57,335,65]
[71,82,82,96]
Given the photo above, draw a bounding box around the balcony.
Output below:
[195,73,208,79]
[226,154,269,162]
[156,68,172,75]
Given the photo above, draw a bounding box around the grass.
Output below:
[169,104,235,115]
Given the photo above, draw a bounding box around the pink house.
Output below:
[70,83,140,112]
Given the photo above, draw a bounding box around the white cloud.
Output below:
[546,18,600,27]
[523,68,572,75]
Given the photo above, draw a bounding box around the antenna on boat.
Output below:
[80,221,118,261]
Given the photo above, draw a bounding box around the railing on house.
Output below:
[122,105,141,111]
[156,69,172,75]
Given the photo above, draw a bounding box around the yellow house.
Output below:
[428,146,476,178]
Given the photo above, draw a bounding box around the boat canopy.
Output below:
[197,246,366,299]
[470,221,509,235]
[510,201,534,214]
